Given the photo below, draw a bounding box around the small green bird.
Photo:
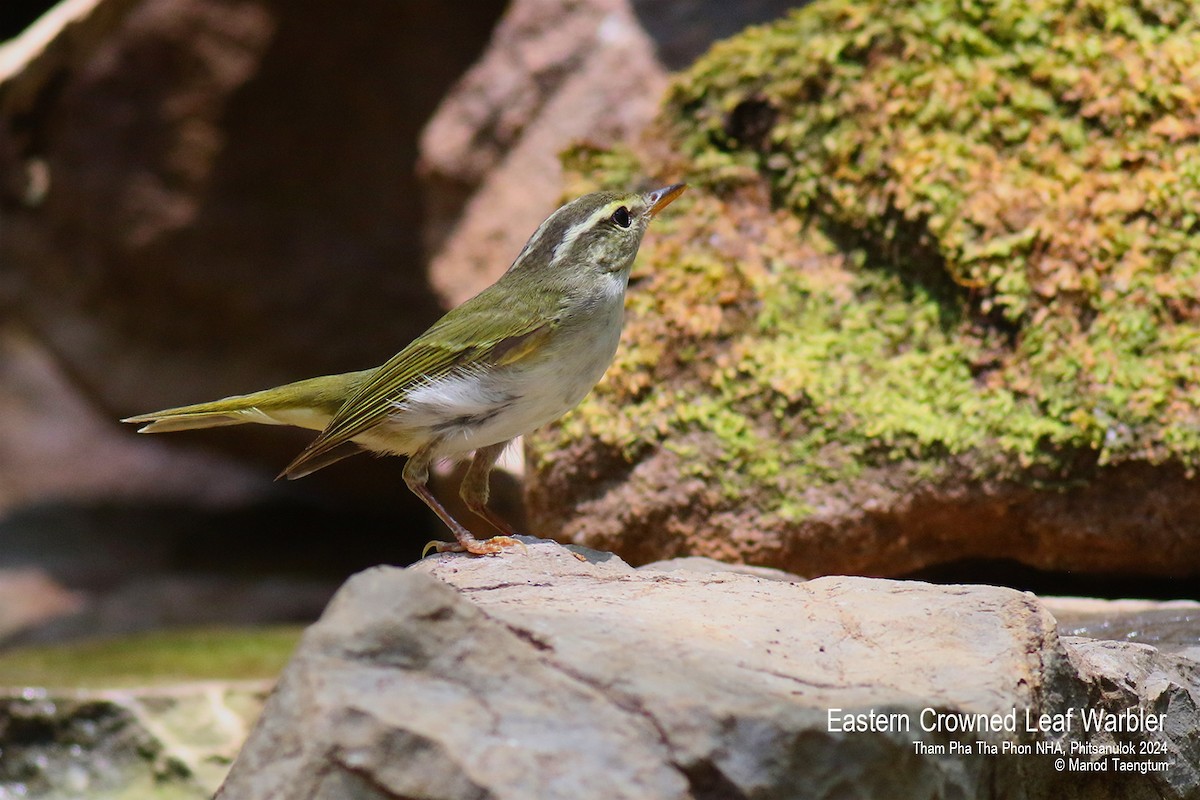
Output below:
[124,183,686,555]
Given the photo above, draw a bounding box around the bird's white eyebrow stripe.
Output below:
[550,202,625,267]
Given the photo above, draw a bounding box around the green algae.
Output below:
[666,0,1200,467]
[0,628,289,798]
[0,626,301,689]
[529,0,1200,525]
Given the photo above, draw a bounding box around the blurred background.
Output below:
[2,1,1199,795]
[4,0,1200,663]
[0,0,801,657]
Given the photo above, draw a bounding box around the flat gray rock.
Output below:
[217,539,1198,799]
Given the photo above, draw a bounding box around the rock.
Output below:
[0,0,503,466]
[1044,597,1200,660]
[418,0,667,307]
[0,323,266,517]
[418,0,798,306]
[1048,593,1200,798]
[1065,640,1200,797]
[0,681,270,798]
[0,568,82,642]
[638,554,803,582]
[215,540,1198,799]
[524,0,1200,578]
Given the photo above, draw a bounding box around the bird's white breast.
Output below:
[381,273,627,460]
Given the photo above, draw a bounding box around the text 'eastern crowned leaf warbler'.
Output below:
[124,183,686,555]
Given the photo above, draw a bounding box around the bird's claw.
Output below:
[421,535,527,558]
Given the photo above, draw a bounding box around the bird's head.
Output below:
[507,184,686,279]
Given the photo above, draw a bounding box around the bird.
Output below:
[123,183,686,555]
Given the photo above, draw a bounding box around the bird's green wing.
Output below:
[280,287,555,478]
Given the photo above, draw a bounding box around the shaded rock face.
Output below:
[0,0,505,565]
[216,542,1199,799]
[0,0,800,576]
[0,322,263,516]
[1,0,503,446]
[524,0,1200,580]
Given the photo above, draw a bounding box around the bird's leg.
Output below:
[462,442,585,561]
[404,441,520,556]
[460,441,519,537]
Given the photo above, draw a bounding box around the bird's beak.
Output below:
[647,183,687,218]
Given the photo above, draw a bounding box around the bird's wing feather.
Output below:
[280,286,556,478]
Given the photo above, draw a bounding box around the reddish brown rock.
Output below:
[0,323,263,516]
[418,0,799,305]
[418,0,668,306]
[531,439,1200,579]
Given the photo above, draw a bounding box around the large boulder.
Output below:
[419,0,799,306]
[525,0,1200,578]
[215,541,1199,799]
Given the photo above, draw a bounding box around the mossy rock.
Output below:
[524,0,1200,576]
[0,627,298,798]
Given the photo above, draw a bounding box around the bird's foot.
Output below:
[422,534,527,558]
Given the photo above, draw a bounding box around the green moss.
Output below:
[561,144,645,196]
[529,0,1200,525]
[666,0,1200,469]
[0,626,302,689]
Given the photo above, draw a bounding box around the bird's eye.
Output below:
[611,206,631,228]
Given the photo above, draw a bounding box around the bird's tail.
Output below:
[122,370,372,434]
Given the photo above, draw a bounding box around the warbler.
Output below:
[124,183,686,555]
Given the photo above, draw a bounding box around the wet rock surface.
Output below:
[1045,598,1200,660]
[216,540,1199,800]
[0,681,269,799]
